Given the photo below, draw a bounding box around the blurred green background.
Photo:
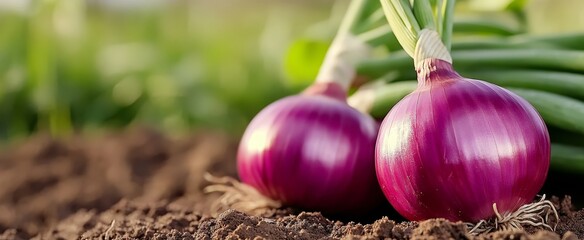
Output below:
[0,0,582,141]
[0,0,330,140]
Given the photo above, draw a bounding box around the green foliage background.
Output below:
[0,0,581,140]
[0,0,340,140]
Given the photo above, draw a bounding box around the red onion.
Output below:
[237,82,383,212]
[236,31,384,213]
[375,30,551,222]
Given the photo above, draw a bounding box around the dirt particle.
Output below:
[370,217,395,238]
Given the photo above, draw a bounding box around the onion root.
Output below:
[467,194,559,235]
[203,173,282,216]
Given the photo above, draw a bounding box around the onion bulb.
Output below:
[236,32,384,213]
[238,81,383,213]
[375,30,551,222]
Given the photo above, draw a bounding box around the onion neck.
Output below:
[302,82,347,101]
[315,34,372,93]
[304,0,374,103]
[416,58,461,85]
[303,34,370,102]
[414,29,459,85]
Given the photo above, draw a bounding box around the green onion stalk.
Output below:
[309,0,374,92]
[358,48,584,80]
[306,0,410,94]
[357,18,527,51]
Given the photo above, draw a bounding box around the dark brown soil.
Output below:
[0,126,582,240]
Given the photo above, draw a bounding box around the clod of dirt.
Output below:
[411,219,470,239]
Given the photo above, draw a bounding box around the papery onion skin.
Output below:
[375,59,550,222]
[237,82,384,213]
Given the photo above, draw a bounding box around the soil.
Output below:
[0,126,582,240]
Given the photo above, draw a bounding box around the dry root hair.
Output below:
[467,194,559,235]
[203,173,282,216]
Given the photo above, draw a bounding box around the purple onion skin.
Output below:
[237,82,384,213]
[376,59,550,222]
